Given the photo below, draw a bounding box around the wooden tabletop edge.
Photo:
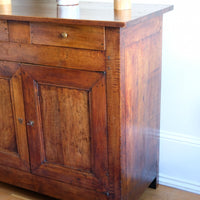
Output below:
[0,14,126,27]
[0,3,173,28]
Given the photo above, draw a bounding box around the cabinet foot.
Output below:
[149,178,157,189]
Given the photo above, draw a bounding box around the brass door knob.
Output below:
[61,32,68,38]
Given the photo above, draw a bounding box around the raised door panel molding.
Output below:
[21,64,109,192]
[0,61,30,171]
[0,78,17,153]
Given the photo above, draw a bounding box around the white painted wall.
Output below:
[158,0,200,194]
[82,0,200,194]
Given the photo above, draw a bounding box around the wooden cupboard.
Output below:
[0,1,173,199]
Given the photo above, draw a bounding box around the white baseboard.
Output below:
[159,130,200,195]
[159,174,200,195]
[160,130,200,147]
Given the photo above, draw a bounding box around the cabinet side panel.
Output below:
[122,17,162,200]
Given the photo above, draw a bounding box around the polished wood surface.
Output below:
[0,61,30,172]
[0,19,8,41]
[8,21,30,43]
[0,78,17,152]
[21,64,108,192]
[31,23,105,50]
[40,86,90,170]
[0,1,173,199]
[121,16,162,200]
[0,41,105,71]
[105,27,122,199]
[0,0,173,27]
[0,165,107,200]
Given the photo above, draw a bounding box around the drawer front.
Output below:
[0,20,8,41]
[31,23,105,50]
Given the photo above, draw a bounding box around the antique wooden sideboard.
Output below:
[0,0,173,199]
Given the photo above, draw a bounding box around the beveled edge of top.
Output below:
[0,1,173,27]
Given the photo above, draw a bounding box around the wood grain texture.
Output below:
[105,27,122,200]
[0,61,30,171]
[121,16,162,44]
[0,42,105,71]
[0,1,173,27]
[10,68,30,171]
[0,78,17,153]
[21,64,108,192]
[31,23,105,50]
[0,61,19,78]
[121,17,163,200]
[40,85,91,171]
[0,19,8,41]
[8,21,30,43]
[21,64,103,90]
[0,2,173,199]
[0,165,108,200]
[89,76,108,187]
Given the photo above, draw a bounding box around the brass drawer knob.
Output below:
[61,32,68,38]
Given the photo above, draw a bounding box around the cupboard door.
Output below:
[0,61,30,171]
[21,64,109,192]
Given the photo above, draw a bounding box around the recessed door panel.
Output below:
[40,85,91,171]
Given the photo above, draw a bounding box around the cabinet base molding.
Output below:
[0,165,108,200]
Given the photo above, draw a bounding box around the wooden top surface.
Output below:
[0,0,173,27]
